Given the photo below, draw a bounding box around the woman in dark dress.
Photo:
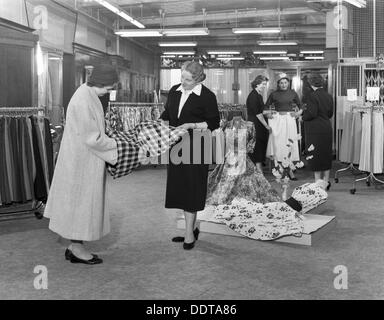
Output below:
[246,75,272,172]
[160,61,220,250]
[298,73,333,189]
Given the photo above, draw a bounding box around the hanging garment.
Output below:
[25,118,36,181]
[359,112,371,172]
[4,118,15,201]
[199,181,327,241]
[44,118,54,183]
[204,118,280,206]
[352,112,363,165]
[9,118,24,202]
[0,118,11,204]
[266,113,300,162]
[30,116,48,202]
[372,112,384,173]
[19,118,32,201]
[339,112,353,163]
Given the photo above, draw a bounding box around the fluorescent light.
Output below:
[305,56,324,60]
[300,50,324,54]
[161,55,176,58]
[162,28,209,36]
[115,29,162,37]
[216,57,245,61]
[94,0,145,29]
[253,50,287,54]
[257,40,298,46]
[158,42,197,47]
[232,27,281,34]
[162,51,195,55]
[208,51,240,55]
[259,56,290,60]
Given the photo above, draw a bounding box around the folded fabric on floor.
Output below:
[199,181,328,241]
[106,120,187,178]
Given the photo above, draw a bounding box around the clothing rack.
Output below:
[0,106,46,221]
[349,103,384,194]
[334,104,369,183]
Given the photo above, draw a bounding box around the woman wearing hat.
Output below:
[266,73,301,180]
[246,75,272,172]
[297,73,333,189]
[161,60,220,250]
[44,64,120,265]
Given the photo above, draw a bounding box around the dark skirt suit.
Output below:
[161,84,220,212]
[302,88,334,171]
[246,90,269,163]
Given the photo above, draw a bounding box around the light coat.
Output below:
[44,84,117,241]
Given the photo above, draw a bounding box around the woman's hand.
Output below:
[177,123,195,130]
[266,126,272,133]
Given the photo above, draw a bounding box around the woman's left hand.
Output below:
[178,123,195,130]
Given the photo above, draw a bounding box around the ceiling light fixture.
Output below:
[115,29,162,37]
[162,51,195,55]
[253,50,287,54]
[232,27,281,34]
[161,55,176,58]
[208,51,240,55]
[304,56,324,60]
[162,28,209,36]
[257,40,298,46]
[259,56,290,60]
[158,42,197,47]
[216,57,244,61]
[94,0,145,29]
[300,50,324,54]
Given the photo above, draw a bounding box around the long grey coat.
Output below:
[44,84,117,241]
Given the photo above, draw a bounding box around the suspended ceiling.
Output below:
[77,0,340,54]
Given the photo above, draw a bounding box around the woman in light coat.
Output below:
[44,64,119,265]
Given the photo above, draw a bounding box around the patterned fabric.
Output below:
[206,198,304,240]
[290,182,328,213]
[106,120,187,178]
[105,128,141,179]
[200,181,328,241]
[136,120,187,157]
[206,117,280,205]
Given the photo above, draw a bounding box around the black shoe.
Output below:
[183,241,195,250]
[289,176,298,181]
[172,228,200,243]
[326,182,331,191]
[65,248,98,260]
[65,249,103,265]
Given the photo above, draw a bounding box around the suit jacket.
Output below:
[161,84,220,131]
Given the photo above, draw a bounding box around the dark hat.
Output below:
[308,73,324,87]
[88,64,119,87]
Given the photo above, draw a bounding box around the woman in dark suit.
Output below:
[246,75,272,172]
[161,61,220,250]
[298,73,333,190]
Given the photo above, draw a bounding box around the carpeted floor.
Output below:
[0,162,383,300]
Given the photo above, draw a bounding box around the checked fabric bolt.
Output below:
[105,120,187,178]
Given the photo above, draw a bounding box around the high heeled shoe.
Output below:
[65,249,102,264]
[172,228,200,243]
[326,181,331,191]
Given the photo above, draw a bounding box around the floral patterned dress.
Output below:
[205,117,281,206]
